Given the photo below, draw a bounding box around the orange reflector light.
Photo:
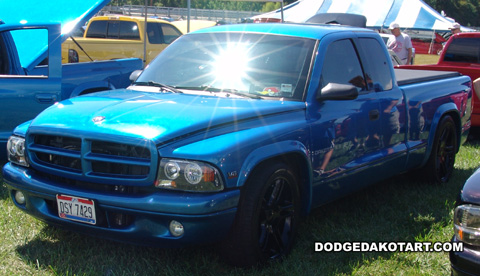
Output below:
[203,167,215,182]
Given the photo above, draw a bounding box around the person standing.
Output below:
[449,22,462,34]
[387,22,413,65]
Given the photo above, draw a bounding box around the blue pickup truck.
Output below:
[0,0,143,158]
[2,23,472,267]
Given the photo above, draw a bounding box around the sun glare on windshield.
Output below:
[211,44,249,90]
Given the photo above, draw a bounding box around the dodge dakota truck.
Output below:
[0,0,143,159]
[2,23,472,267]
[62,15,183,65]
[400,32,480,127]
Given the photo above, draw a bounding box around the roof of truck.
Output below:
[191,22,374,40]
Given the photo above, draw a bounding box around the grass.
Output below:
[1,140,480,276]
[414,54,440,65]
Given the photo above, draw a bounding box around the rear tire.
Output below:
[424,115,457,184]
[220,162,300,267]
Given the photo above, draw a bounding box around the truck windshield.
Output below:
[137,32,315,100]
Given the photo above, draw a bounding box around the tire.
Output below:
[424,115,457,184]
[220,162,300,267]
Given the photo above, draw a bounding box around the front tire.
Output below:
[425,115,457,184]
[220,162,300,267]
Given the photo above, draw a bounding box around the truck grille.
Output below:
[27,134,157,186]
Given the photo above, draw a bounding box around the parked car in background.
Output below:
[451,167,480,275]
[69,25,86,37]
[405,30,446,55]
[400,32,480,127]
[62,15,183,65]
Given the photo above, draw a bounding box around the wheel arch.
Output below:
[237,141,313,216]
[422,103,461,166]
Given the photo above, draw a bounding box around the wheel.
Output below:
[424,115,457,184]
[220,162,300,267]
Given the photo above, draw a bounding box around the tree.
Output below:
[424,0,479,27]
[261,2,282,12]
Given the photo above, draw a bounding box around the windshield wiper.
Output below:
[133,81,183,93]
[175,86,262,99]
[220,89,262,99]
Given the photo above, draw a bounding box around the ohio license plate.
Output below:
[56,194,96,225]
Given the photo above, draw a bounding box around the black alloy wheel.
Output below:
[220,162,300,267]
[426,115,457,183]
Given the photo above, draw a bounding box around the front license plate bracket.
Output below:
[56,194,96,225]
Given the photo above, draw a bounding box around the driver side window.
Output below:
[321,39,366,91]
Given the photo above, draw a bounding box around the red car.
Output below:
[410,32,446,55]
[400,32,480,126]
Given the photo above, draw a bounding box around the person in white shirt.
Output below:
[387,22,413,65]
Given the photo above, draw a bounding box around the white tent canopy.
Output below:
[253,0,472,32]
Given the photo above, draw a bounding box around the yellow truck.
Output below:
[62,15,183,65]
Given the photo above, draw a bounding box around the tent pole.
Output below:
[143,0,147,66]
[281,1,284,23]
[187,0,191,33]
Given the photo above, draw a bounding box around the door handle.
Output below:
[369,109,380,121]
[35,93,57,103]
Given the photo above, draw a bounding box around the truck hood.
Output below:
[1,0,109,68]
[28,90,306,144]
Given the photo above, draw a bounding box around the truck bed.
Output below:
[394,68,461,86]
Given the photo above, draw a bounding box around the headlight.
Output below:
[155,159,224,192]
[454,204,480,246]
[6,136,29,167]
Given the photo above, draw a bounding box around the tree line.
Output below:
[109,0,479,27]
[425,0,479,27]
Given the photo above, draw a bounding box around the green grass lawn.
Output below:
[1,140,479,276]
[414,54,440,65]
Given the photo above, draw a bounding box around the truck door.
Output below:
[309,37,383,203]
[0,24,61,158]
[356,37,407,170]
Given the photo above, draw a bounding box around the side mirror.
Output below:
[129,70,143,82]
[317,83,359,101]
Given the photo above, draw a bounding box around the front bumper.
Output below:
[2,163,240,247]
[450,236,480,276]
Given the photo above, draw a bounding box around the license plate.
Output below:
[56,194,96,225]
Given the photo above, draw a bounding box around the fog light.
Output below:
[14,191,26,205]
[169,220,184,237]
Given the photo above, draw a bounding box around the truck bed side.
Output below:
[399,65,479,127]
[396,69,471,167]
